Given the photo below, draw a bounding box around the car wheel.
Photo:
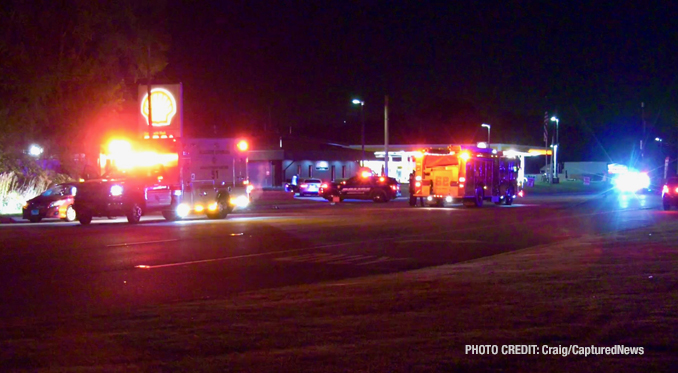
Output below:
[29,216,42,223]
[64,205,76,222]
[504,188,514,206]
[126,203,142,224]
[474,188,484,207]
[663,198,671,211]
[78,210,92,225]
[162,210,180,221]
[207,200,228,219]
[372,191,387,203]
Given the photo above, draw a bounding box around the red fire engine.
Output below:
[413,145,521,207]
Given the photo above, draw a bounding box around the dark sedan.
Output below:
[22,183,77,222]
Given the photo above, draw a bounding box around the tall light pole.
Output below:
[481,123,491,146]
[384,96,389,177]
[352,99,365,165]
[551,116,559,180]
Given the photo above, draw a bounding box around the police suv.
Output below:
[320,174,401,202]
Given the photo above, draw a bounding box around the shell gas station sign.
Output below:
[138,84,183,139]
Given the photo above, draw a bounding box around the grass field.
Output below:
[2,222,676,371]
[524,179,614,195]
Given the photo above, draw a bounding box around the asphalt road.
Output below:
[0,192,672,320]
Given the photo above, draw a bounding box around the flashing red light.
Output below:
[379,177,385,182]
[237,140,248,151]
[321,183,328,189]
[518,190,524,197]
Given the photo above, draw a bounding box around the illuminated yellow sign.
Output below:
[528,149,553,156]
[141,88,177,127]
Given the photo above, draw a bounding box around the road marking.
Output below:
[357,257,410,265]
[396,239,483,244]
[324,254,375,264]
[135,247,337,269]
[133,205,658,270]
[107,239,178,247]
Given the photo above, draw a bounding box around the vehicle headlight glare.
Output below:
[110,185,123,196]
[208,202,218,211]
[194,204,204,213]
[230,195,250,208]
[176,203,190,217]
[49,200,65,208]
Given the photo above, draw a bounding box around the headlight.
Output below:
[208,202,218,211]
[110,185,123,196]
[176,203,190,217]
[229,195,250,208]
[194,204,204,213]
[49,200,65,208]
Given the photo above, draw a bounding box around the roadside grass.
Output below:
[2,223,677,371]
[524,179,614,195]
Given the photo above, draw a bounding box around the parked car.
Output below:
[662,176,678,210]
[22,183,77,223]
[298,178,323,196]
[320,175,400,202]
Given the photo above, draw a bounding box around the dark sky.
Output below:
[161,1,678,164]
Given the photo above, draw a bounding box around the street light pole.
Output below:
[551,116,559,180]
[384,95,389,177]
[352,99,365,165]
[481,123,491,146]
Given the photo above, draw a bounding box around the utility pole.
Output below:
[641,102,645,161]
[384,95,389,177]
[544,112,549,183]
[147,45,153,135]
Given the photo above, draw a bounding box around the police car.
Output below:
[320,172,401,202]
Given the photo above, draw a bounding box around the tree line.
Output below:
[0,0,170,177]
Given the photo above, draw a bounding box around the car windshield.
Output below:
[304,179,321,183]
[40,185,63,197]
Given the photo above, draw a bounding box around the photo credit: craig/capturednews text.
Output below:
[465,345,644,357]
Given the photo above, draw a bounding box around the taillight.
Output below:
[390,185,396,190]
[321,183,327,189]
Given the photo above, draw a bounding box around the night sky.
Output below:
[160,1,678,165]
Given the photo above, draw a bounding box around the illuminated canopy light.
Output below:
[141,88,178,127]
[108,140,132,155]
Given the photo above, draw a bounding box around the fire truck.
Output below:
[412,145,521,207]
[73,137,252,225]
